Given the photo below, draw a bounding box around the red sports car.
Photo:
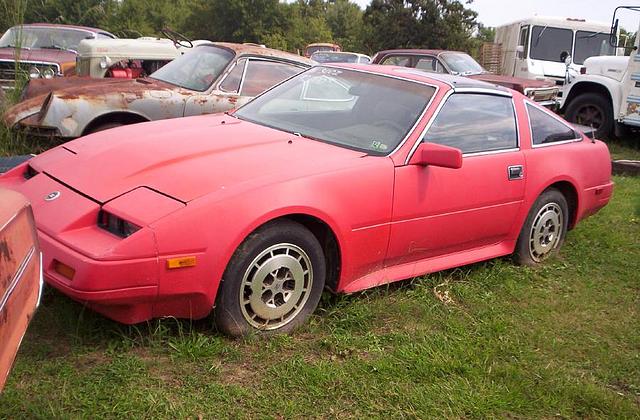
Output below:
[0,65,613,336]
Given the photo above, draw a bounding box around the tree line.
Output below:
[1,0,494,56]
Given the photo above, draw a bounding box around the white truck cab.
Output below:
[559,6,640,139]
[495,16,618,85]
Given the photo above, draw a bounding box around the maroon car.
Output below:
[0,24,116,91]
[372,49,558,106]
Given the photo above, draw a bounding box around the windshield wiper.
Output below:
[577,31,604,39]
[534,25,548,46]
[4,44,30,50]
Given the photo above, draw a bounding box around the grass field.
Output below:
[1,161,639,417]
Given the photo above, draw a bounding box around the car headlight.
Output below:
[29,67,41,79]
[98,210,141,238]
[42,67,55,79]
[99,56,112,69]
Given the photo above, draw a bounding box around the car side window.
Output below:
[240,60,303,97]
[219,59,246,93]
[527,104,579,145]
[415,56,445,73]
[380,55,411,67]
[423,94,518,154]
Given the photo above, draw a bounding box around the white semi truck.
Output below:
[559,6,640,139]
[494,16,618,85]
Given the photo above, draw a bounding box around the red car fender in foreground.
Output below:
[0,189,42,391]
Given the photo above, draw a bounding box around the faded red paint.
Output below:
[0,189,41,391]
[0,65,613,331]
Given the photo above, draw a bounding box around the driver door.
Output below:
[385,93,525,271]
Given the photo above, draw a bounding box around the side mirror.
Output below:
[560,51,571,66]
[409,142,463,169]
[515,45,524,58]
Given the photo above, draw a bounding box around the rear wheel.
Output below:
[565,92,614,139]
[214,220,326,337]
[514,189,569,266]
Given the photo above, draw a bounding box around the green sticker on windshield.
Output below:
[371,141,388,151]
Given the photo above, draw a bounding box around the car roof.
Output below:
[325,63,511,93]
[13,23,113,35]
[207,42,314,65]
[375,49,467,57]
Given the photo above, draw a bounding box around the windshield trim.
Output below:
[233,65,441,157]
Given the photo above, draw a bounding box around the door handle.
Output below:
[508,165,524,180]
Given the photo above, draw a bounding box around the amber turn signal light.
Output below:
[167,256,197,269]
[53,259,75,280]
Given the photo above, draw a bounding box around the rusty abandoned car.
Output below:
[3,43,313,141]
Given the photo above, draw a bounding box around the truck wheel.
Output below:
[565,93,614,139]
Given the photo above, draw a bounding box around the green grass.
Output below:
[1,176,638,418]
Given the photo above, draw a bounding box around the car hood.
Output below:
[21,76,135,100]
[468,73,555,92]
[0,47,76,64]
[31,114,367,203]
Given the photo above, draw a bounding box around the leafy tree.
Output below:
[362,0,478,54]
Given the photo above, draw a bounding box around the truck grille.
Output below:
[0,60,60,89]
[525,87,559,103]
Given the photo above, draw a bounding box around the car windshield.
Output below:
[150,45,234,92]
[530,26,573,63]
[439,52,484,75]
[0,26,96,52]
[306,46,335,55]
[235,67,436,155]
[574,31,616,65]
[312,52,358,63]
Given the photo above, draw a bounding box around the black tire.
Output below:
[564,92,614,140]
[514,189,569,267]
[214,220,326,337]
[86,122,123,135]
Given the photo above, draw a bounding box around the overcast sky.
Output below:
[350,0,636,32]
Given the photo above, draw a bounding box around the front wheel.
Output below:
[564,92,614,139]
[214,220,326,337]
[514,189,569,266]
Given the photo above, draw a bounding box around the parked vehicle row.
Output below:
[0,15,618,342]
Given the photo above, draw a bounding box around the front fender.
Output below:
[561,75,623,116]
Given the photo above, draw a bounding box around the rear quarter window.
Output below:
[527,103,580,146]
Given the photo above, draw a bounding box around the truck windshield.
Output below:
[150,45,234,92]
[574,31,616,64]
[530,26,573,63]
[0,26,96,52]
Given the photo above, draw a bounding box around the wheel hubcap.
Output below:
[240,243,313,330]
[575,104,603,129]
[529,203,564,262]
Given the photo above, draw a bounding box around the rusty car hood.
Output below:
[0,47,76,65]
[30,114,367,203]
[21,76,131,100]
[468,73,555,92]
